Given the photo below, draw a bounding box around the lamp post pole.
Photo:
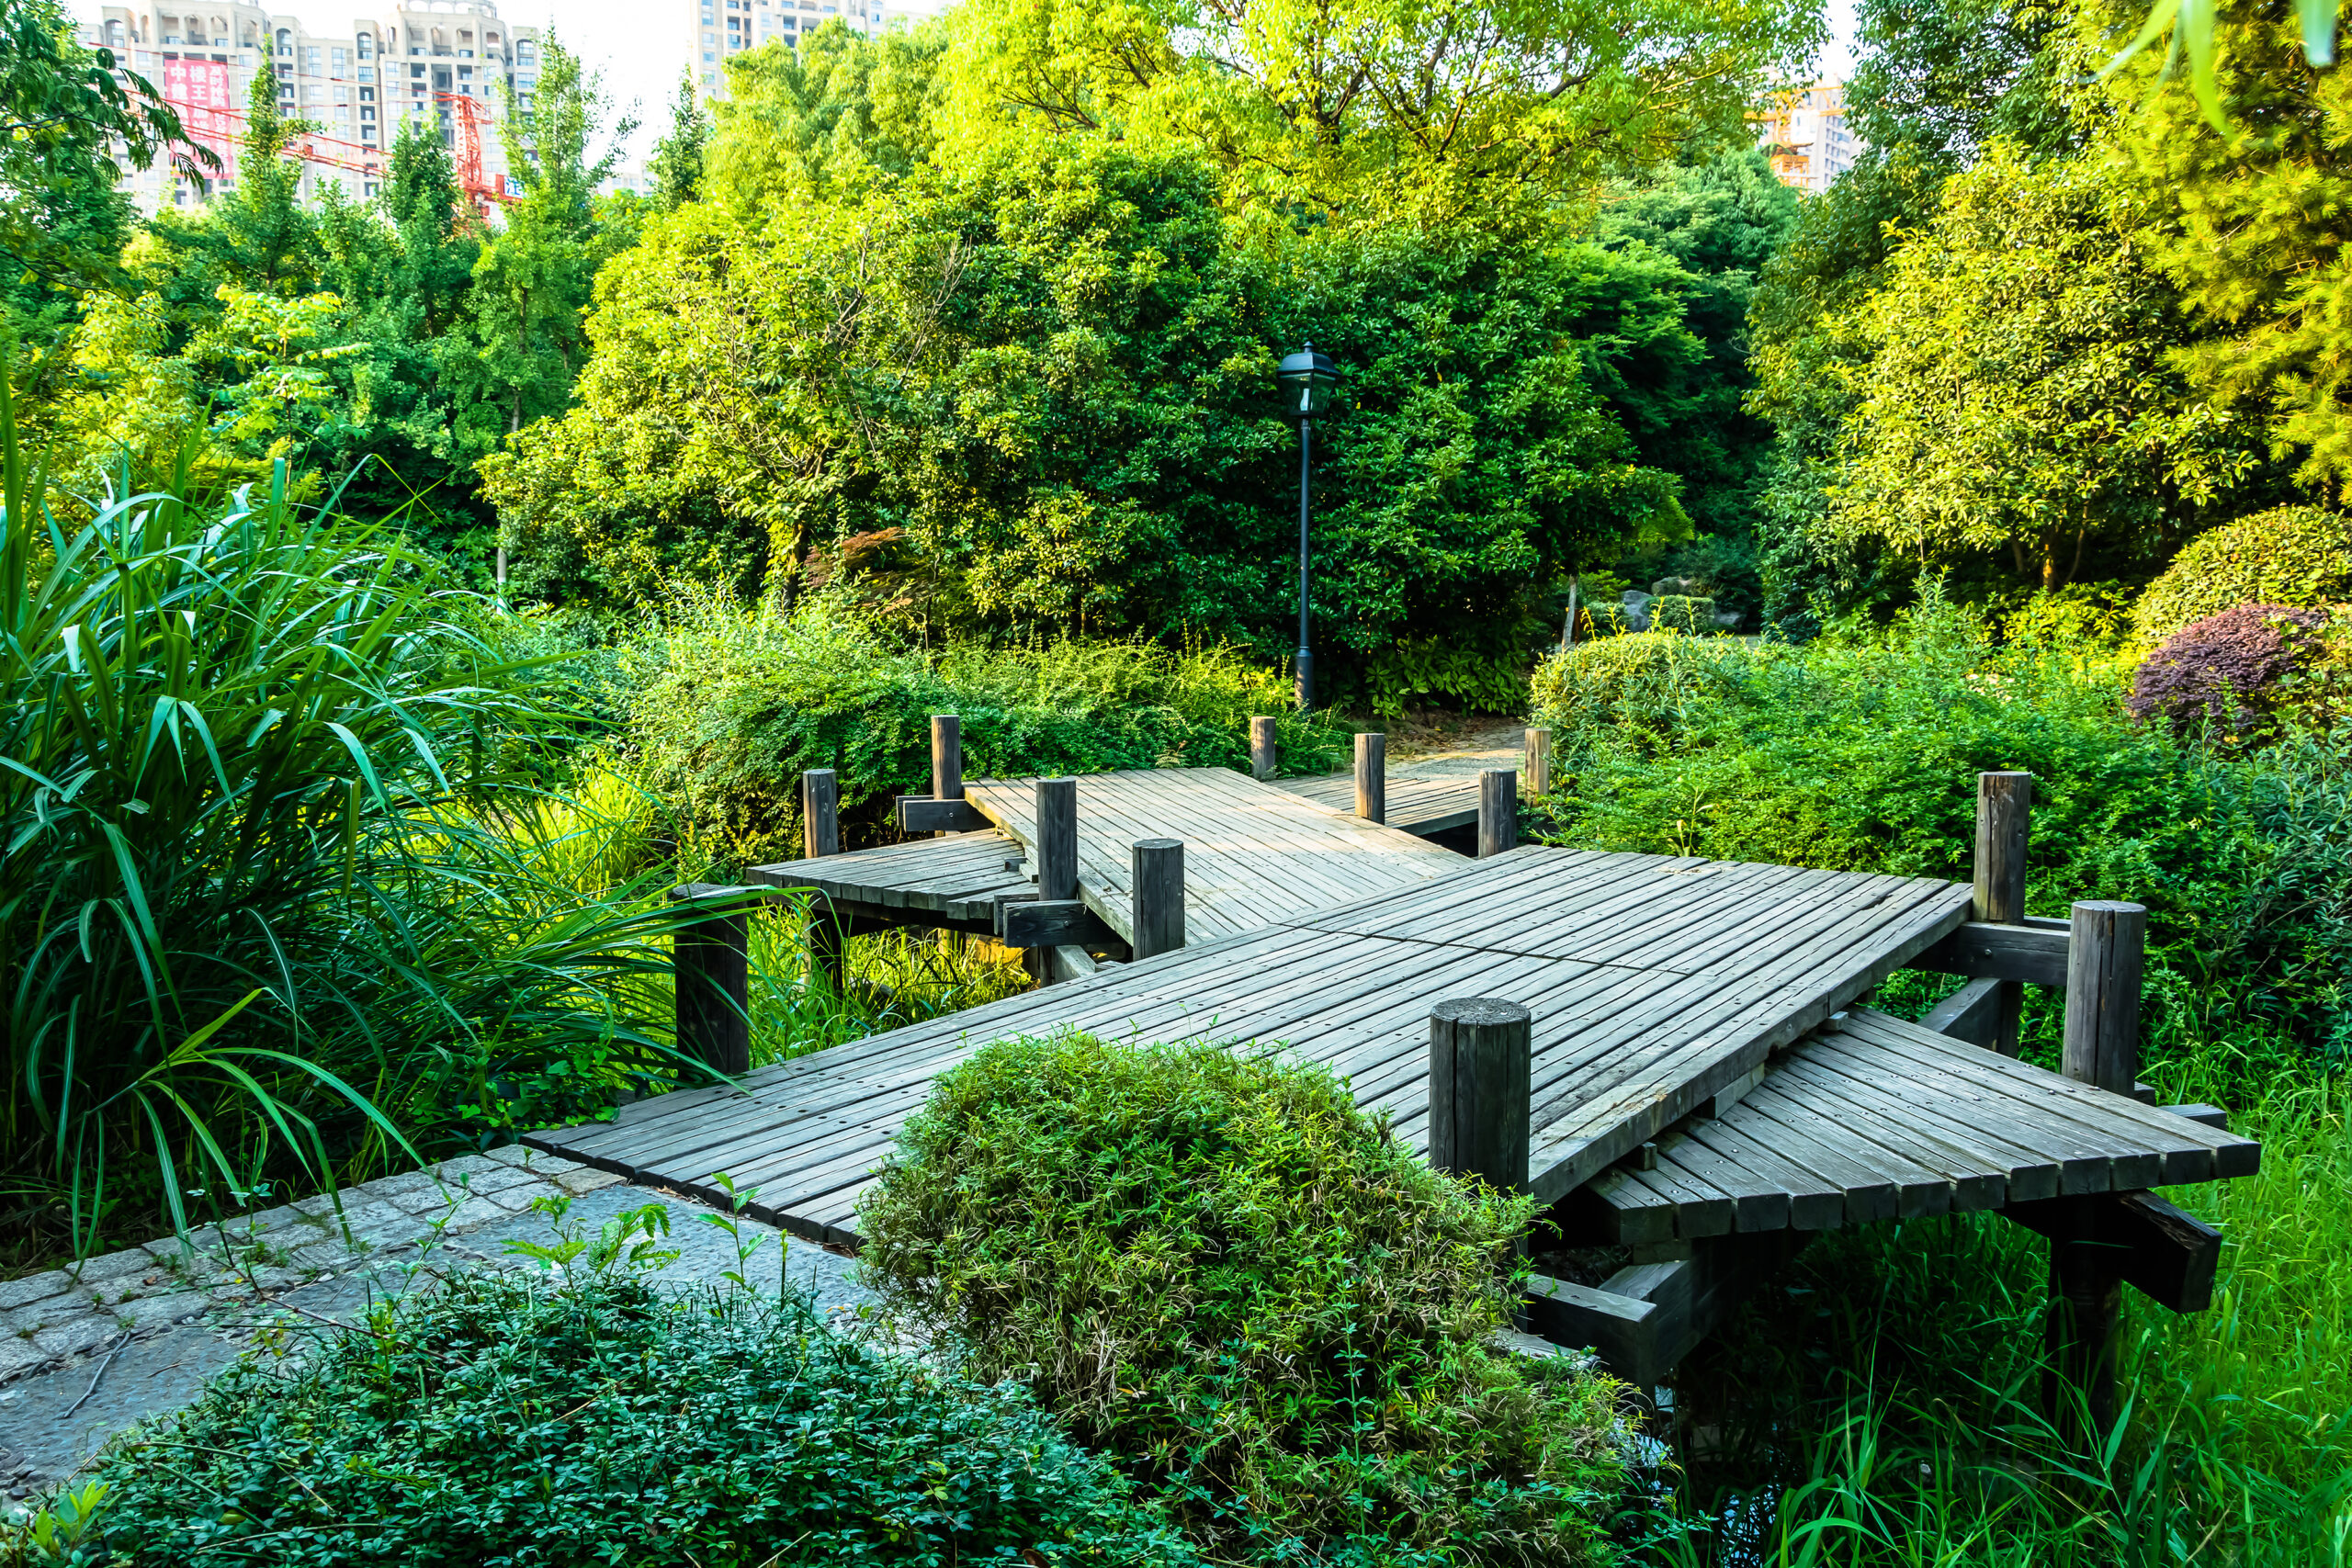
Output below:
[1295,412,1313,710]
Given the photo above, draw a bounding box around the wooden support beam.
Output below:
[1524,1231,1804,1386]
[1035,778,1079,903]
[1428,998,1532,1191]
[1921,975,2004,1047]
[896,795,989,833]
[1354,731,1386,823]
[1973,770,2033,1055]
[668,883,751,1077]
[1525,727,1553,798]
[2006,1190,2222,1314]
[1250,716,1277,781]
[930,715,963,811]
[1911,920,2070,986]
[1477,769,1518,860]
[2163,1103,2229,1130]
[1132,838,1184,959]
[1001,898,1121,950]
[802,768,840,859]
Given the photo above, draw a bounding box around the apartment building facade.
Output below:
[79,0,539,211]
[693,0,942,97]
[1755,78,1858,197]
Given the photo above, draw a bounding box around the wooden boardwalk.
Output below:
[1275,749,1516,838]
[960,766,1461,945]
[533,844,1978,1241]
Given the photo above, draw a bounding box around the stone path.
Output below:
[0,1145,869,1506]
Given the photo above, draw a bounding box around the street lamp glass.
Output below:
[1276,343,1339,422]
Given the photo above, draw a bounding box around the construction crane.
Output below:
[436,90,517,220]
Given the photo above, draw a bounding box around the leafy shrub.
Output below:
[620,587,1349,871]
[1356,622,1546,716]
[855,1034,1630,1567]
[0,422,742,1259]
[2134,505,2352,645]
[1526,591,2352,1085]
[11,1243,1194,1565]
[1650,593,1720,634]
[2126,604,2337,742]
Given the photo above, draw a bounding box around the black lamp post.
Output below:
[1276,342,1339,709]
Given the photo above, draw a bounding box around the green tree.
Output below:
[1829,146,2257,586]
[938,0,1824,231]
[2098,5,2352,496]
[649,71,713,210]
[703,21,944,209]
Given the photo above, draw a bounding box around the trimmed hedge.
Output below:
[2134,506,2352,645]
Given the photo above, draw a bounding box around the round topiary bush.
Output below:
[854,1033,1631,1567]
[2126,603,2335,742]
[2134,505,2352,645]
[11,1264,1194,1567]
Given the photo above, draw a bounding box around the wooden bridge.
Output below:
[530,728,2256,1394]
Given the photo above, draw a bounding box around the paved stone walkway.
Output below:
[0,1145,869,1506]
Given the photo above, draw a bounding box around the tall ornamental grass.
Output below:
[0,414,749,1260]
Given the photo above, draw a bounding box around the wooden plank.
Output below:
[1912,921,2069,987]
[898,796,992,833]
[2005,1190,2222,1314]
[1001,899,1121,949]
[1921,976,2005,1046]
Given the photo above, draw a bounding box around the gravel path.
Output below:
[0,1145,870,1507]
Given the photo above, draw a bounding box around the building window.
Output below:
[703,50,715,60]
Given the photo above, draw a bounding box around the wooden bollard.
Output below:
[2064,900,2145,1094]
[1973,771,2032,1055]
[1035,777,1078,903]
[1477,768,1518,859]
[1132,838,1184,959]
[2045,897,2148,1441]
[799,770,844,990]
[802,768,840,859]
[931,715,963,813]
[669,884,751,1077]
[1354,732,1385,823]
[1525,727,1552,798]
[1428,998,1532,1191]
[1250,716,1277,781]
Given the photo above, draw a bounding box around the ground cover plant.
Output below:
[856,1033,1632,1567]
[3,1205,1199,1566]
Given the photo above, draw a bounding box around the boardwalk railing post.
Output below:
[1477,769,1518,859]
[1525,727,1553,799]
[1973,771,2032,1055]
[1428,998,1532,1193]
[799,770,846,990]
[931,716,963,830]
[1250,716,1278,781]
[1354,732,1385,823]
[1035,777,1079,903]
[669,884,751,1077]
[2046,897,2148,1442]
[1132,839,1184,959]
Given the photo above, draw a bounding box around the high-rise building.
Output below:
[77,0,539,212]
[692,0,945,99]
[1754,79,1858,197]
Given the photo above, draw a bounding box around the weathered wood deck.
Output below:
[534,841,1979,1241]
[1274,748,1517,838]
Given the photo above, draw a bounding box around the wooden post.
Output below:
[931,715,963,807]
[1132,838,1184,959]
[2045,897,2147,1443]
[1973,771,2032,1055]
[669,884,751,1077]
[1250,716,1277,781]
[2064,900,2146,1094]
[802,768,840,860]
[1035,777,1078,903]
[1478,768,1518,859]
[1525,727,1553,798]
[1427,998,1532,1192]
[1354,731,1385,823]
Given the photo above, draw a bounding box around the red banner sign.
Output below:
[162,59,237,171]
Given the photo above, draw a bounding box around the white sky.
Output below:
[77,0,1861,170]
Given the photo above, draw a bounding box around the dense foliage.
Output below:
[857,1033,1631,1566]
[15,1244,1197,1565]
[617,589,1348,870]
[2132,503,2352,642]
[1531,607,2352,1080]
[0,430,741,1258]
